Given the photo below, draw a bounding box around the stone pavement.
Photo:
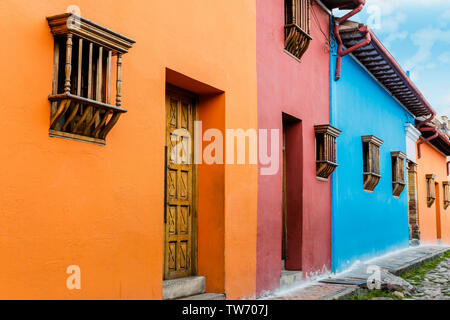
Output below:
[408,258,450,300]
[268,245,450,300]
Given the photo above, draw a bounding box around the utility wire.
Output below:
[311,1,335,50]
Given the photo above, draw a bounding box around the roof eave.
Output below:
[339,24,435,119]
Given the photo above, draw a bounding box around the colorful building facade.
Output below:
[256,0,335,294]
[0,0,258,299]
[330,20,435,272]
[415,124,450,244]
[0,0,448,300]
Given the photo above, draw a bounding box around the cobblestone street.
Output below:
[266,246,450,300]
[407,258,450,300]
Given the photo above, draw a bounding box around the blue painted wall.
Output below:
[330,44,414,273]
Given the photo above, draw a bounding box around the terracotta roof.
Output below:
[338,21,435,118]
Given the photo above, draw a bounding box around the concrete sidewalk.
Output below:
[269,245,450,300]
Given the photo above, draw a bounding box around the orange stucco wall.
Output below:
[0,0,257,299]
[416,140,450,244]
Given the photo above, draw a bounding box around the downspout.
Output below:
[417,127,438,159]
[333,0,371,81]
[416,108,437,159]
[417,111,436,130]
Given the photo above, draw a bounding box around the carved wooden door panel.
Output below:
[164,88,195,280]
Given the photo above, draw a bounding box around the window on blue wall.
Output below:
[391,152,406,197]
[362,136,383,192]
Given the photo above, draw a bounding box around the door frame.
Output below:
[435,182,442,240]
[163,84,199,279]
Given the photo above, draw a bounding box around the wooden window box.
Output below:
[314,124,341,179]
[426,174,436,207]
[391,151,406,197]
[362,135,383,192]
[284,0,312,61]
[443,181,449,210]
[47,13,135,145]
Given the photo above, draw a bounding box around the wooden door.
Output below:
[164,88,196,280]
[435,183,442,240]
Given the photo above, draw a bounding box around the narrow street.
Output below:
[407,257,450,300]
[267,246,450,300]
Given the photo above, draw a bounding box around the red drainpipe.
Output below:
[417,111,436,130]
[417,127,438,159]
[416,108,437,159]
[333,0,371,81]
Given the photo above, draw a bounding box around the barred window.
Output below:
[47,13,135,145]
[314,125,341,179]
[362,135,383,192]
[284,0,312,61]
[443,181,449,210]
[426,174,436,207]
[391,152,406,197]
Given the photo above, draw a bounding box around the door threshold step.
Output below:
[163,276,205,300]
[280,270,303,288]
[178,293,226,300]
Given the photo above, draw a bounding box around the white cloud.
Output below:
[409,70,420,82]
[383,30,408,50]
[443,94,450,105]
[441,94,450,114]
[364,0,449,31]
[440,10,450,27]
[438,52,450,64]
[404,27,450,79]
[367,0,449,15]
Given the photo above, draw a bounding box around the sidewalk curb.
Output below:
[389,247,450,275]
[323,247,450,300]
[320,286,361,300]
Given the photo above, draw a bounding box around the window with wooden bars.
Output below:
[426,174,436,207]
[47,13,135,145]
[284,0,312,61]
[391,152,406,197]
[443,182,450,210]
[314,125,341,179]
[362,136,383,192]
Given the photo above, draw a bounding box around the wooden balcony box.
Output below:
[314,124,341,180]
[362,135,383,192]
[47,13,135,145]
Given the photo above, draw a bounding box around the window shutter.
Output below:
[284,0,312,61]
[391,151,406,197]
[426,174,436,207]
[362,135,383,192]
[314,125,341,179]
[47,13,135,145]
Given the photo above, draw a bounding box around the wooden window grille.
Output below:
[426,174,436,207]
[391,151,406,197]
[443,182,450,210]
[47,13,135,145]
[284,0,312,61]
[362,135,383,192]
[314,125,341,179]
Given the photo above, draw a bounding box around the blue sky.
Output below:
[334,0,450,116]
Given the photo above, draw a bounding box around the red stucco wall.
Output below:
[256,0,332,294]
